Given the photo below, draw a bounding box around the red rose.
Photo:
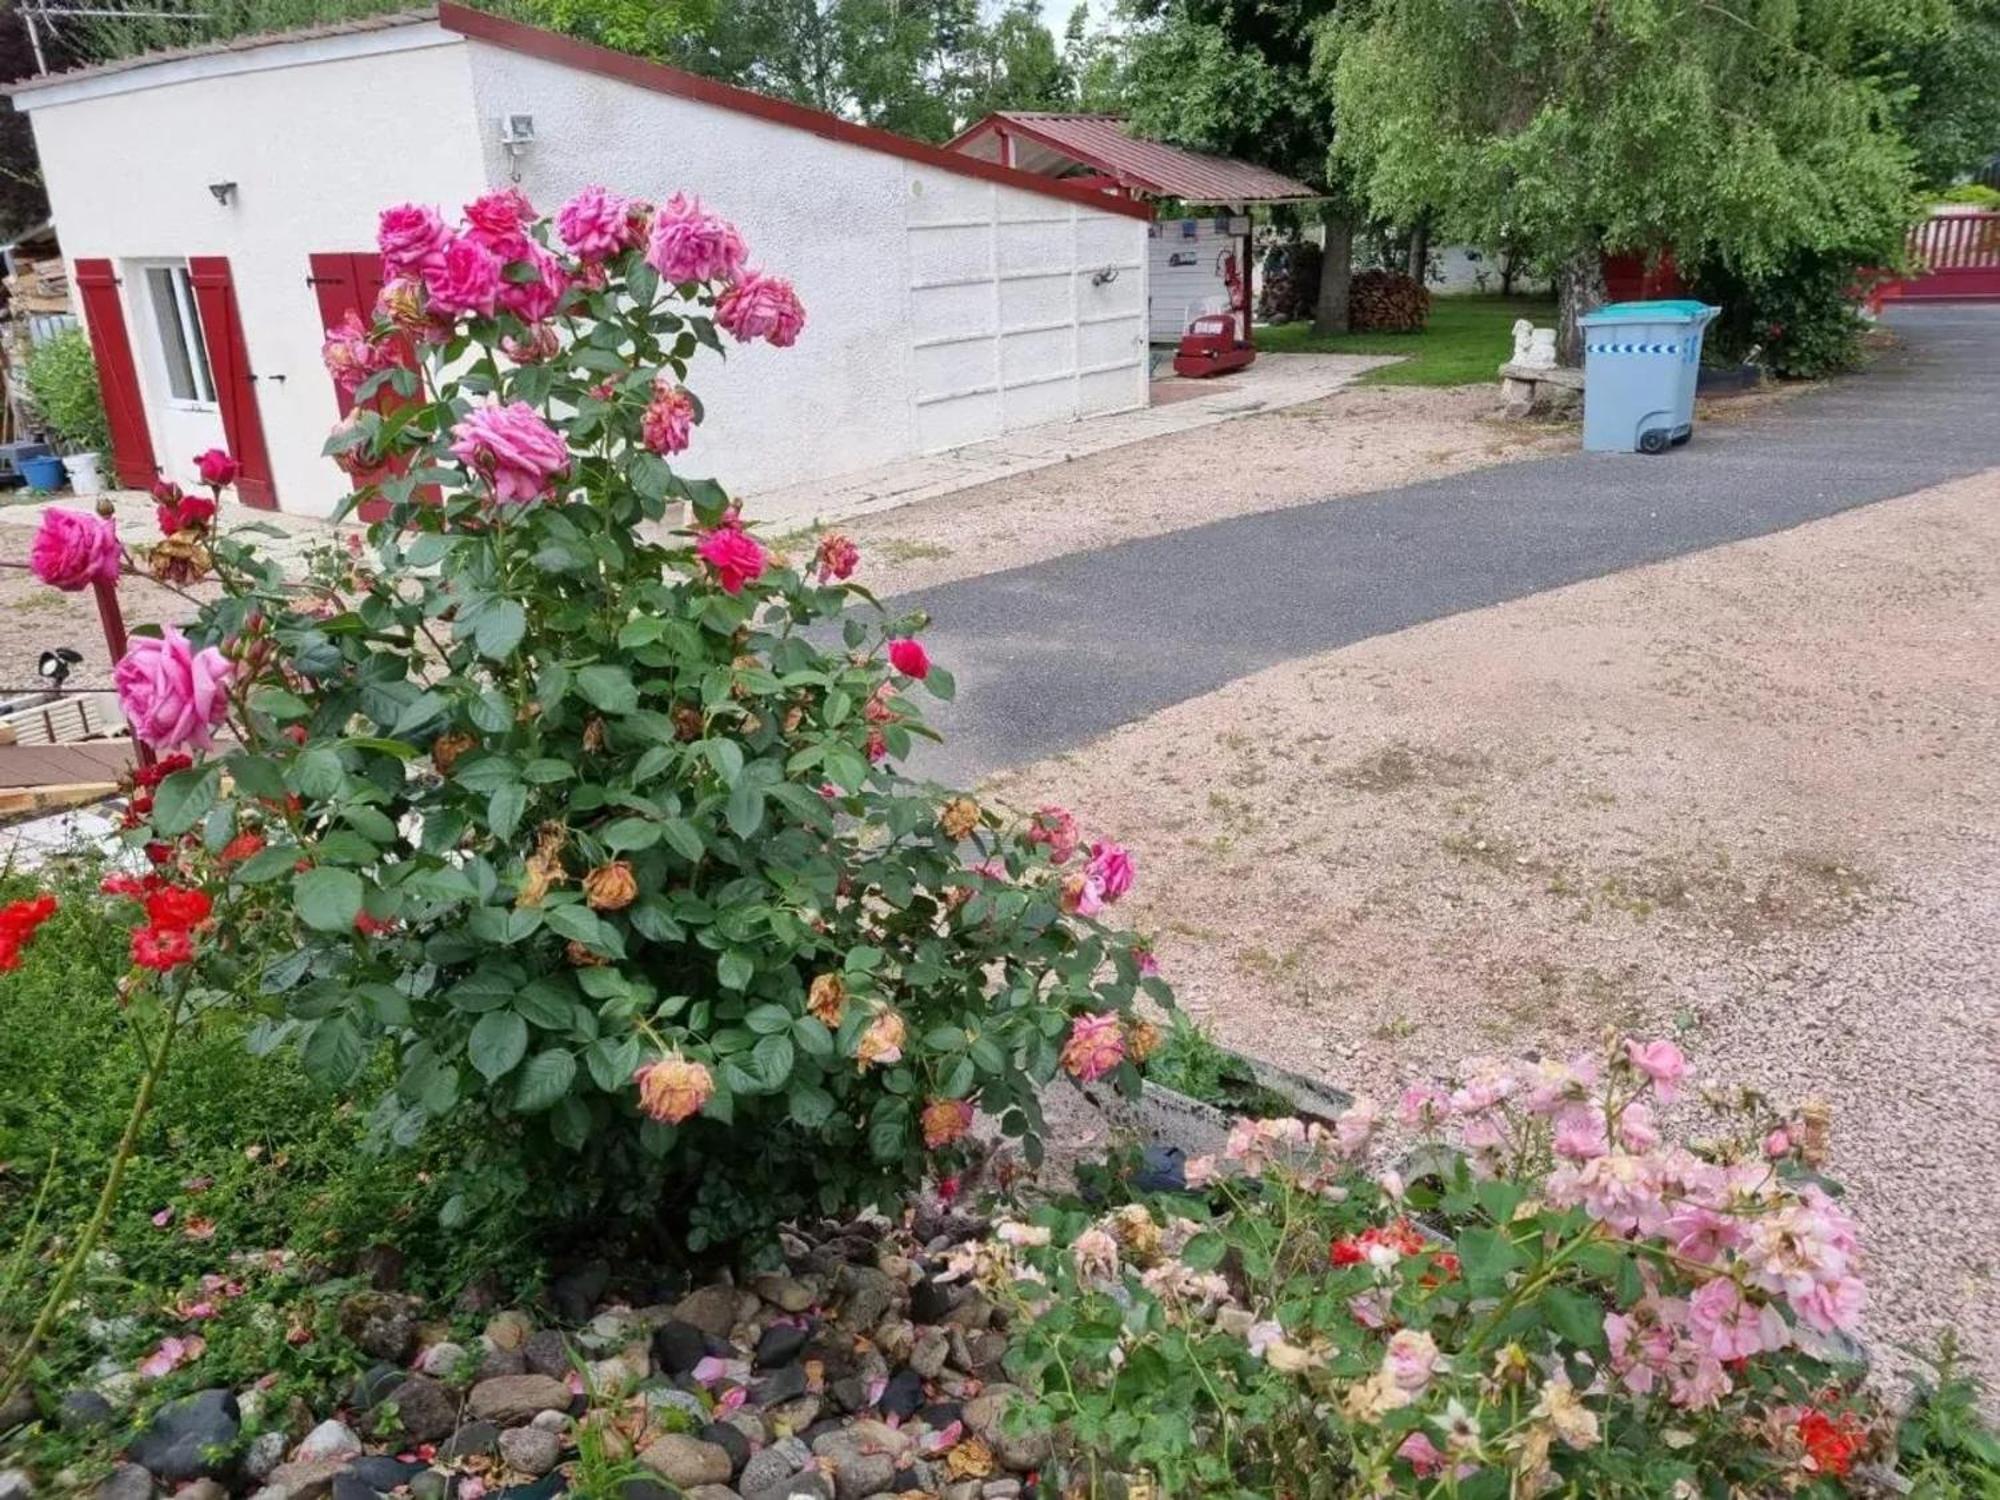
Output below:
[144,886,212,931]
[193,449,241,489]
[131,925,195,971]
[887,637,930,680]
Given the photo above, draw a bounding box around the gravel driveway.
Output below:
[986,467,2000,1394]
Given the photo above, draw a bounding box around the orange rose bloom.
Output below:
[938,797,980,841]
[921,1097,975,1149]
[808,973,847,1027]
[431,731,475,774]
[856,1007,906,1071]
[583,860,638,911]
[634,1056,714,1124]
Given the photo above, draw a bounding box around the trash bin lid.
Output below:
[1582,299,1716,326]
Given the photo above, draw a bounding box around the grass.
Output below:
[1257,293,1558,387]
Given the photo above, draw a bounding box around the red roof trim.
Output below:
[949,111,1321,204]
[435,4,1153,222]
[964,114,1167,195]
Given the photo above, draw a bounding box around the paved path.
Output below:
[906,305,2000,784]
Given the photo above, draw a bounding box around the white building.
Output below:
[6,5,1153,517]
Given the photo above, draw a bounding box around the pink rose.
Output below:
[641,382,696,455]
[1085,840,1134,901]
[1382,1329,1440,1393]
[463,187,535,260]
[320,311,389,397]
[1687,1278,1786,1362]
[695,524,767,595]
[556,185,634,261]
[1623,1038,1688,1102]
[423,235,503,319]
[716,271,806,347]
[377,202,452,278]
[887,637,930,679]
[1026,805,1079,864]
[645,193,748,284]
[194,448,240,489]
[814,532,859,583]
[115,625,234,752]
[1060,1012,1125,1083]
[449,400,569,505]
[498,241,567,324]
[30,507,121,591]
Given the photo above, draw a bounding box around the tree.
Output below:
[1882,0,2000,187]
[1331,0,1924,361]
[1062,1,1127,110]
[1123,0,1357,335]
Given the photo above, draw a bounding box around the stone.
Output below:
[651,1319,708,1377]
[877,1369,924,1421]
[642,1385,708,1426]
[682,1490,743,1500]
[753,1275,816,1313]
[331,1477,381,1500]
[485,1311,536,1350]
[348,1456,430,1491]
[943,1295,996,1332]
[908,1277,955,1325]
[0,1388,35,1432]
[962,1387,1050,1473]
[981,1482,1023,1500]
[549,1259,610,1324]
[531,1408,571,1433]
[262,1459,348,1500]
[920,1401,963,1429]
[0,1474,28,1500]
[499,1426,562,1477]
[493,1477,565,1500]
[872,1321,916,1366]
[416,1341,471,1380]
[672,1284,741,1341]
[700,1420,750,1474]
[580,1309,637,1352]
[438,1420,502,1459]
[296,1418,363,1462]
[966,1331,1009,1378]
[176,1483,226,1500]
[95,1465,154,1500]
[338,1291,421,1362]
[723,1410,770,1448]
[737,1438,810,1496]
[639,1433,734,1489]
[351,1363,405,1409]
[827,1453,896,1500]
[60,1389,116,1433]
[382,1375,457,1446]
[469,1375,571,1426]
[125,1388,240,1483]
[943,1485,981,1500]
[745,1471,833,1500]
[523,1329,572,1379]
[244,1430,288,1482]
[356,1243,406,1291]
[477,1343,530,1381]
[616,1483,678,1500]
[409,1472,450,1500]
[754,1323,809,1370]
[764,1395,821,1434]
[751,1365,808,1407]
[836,1266,898,1331]
[909,1332,949,1380]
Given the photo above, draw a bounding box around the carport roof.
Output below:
[950,113,1322,206]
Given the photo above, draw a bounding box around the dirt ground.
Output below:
[988,467,2000,1392]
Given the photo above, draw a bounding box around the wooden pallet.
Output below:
[0,694,117,747]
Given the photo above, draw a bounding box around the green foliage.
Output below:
[70,0,413,62]
[1331,0,1924,289]
[1897,1338,2000,1498]
[1694,254,1872,379]
[120,194,1161,1258]
[0,864,521,1423]
[1937,183,2000,207]
[1144,1018,1291,1116]
[1259,293,1556,386]
[1884,0,2000,189]
[23,328,109,455]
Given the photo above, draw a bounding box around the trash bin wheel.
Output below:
[1638,428,1671,455]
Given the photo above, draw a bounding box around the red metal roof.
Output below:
[950,113,1321,205]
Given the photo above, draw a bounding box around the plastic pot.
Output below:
[62,451,103,496]
[20,455,67,492]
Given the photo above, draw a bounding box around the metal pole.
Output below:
[21,6,47,74]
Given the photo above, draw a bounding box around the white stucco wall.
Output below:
[19,24,488,512]
[464,40,1149,509]
[1149,217,1244,342]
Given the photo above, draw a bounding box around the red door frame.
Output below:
[72,259,159,489]
[186,256,279,510]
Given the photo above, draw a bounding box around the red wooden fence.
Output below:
[1879,209,2000,304]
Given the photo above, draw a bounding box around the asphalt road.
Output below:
[905,304,2000,784]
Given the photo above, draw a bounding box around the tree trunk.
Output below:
[1555,247,1606,367]
[1312,205,1354,336]
[1406,219,1430,283]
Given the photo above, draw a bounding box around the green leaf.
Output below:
[746,1003,793,1035]
[488,782,528,842]
[475,598,528,659]
[249,685,312,720]
[1181,1230,1228,1271]
[1543,1287,1609,1351]
[576,664,639,714]
[513,1050,577,1112]
[660,818,705,862]
[1456,1226,1526,1294]
[750,1033,795,1091]
[717,950,753,991]
[925,664,957,701]
[301,1015,366,1086]
[468,1010,529,1082]
[601,816,661,852]
[788,1083,835,1129]
[586,1035,643,1093]
[152,764,220,836]
[725,780,765,838]
[232,844,303,885]
[293,866,363,933]
[225,752,289,802]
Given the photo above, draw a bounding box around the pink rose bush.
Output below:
[716,270,807,347]
[376,202,451,277]
[1003,1037,1885,1496]
[114,625,233,752]
[645,192,748,284]
[555,184,634,261]
[640,378,697,456]
[424,235,503,318]
[449,400,569,505]
[29,507,120,590]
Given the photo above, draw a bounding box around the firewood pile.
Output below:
[1347,268,1431,333]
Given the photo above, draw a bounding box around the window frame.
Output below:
[137,260,217,411]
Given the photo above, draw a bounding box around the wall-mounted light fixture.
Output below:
[498,113,535,183]
[208,181,237,206]
[1091,266,1120,288]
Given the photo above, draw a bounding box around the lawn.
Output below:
[1257,291,1556,386]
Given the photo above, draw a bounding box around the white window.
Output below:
[142,264,216,406]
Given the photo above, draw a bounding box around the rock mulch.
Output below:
[73,1205,1045,1500]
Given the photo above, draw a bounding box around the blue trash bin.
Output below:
[1581,299,1719,454]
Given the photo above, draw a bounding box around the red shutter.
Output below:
[186,256,279,511]
[309,252,366,420]
[310,249,429,521]
[72,259,159,489]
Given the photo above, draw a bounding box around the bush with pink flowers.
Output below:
[992,1038,1884,1497]
[27,185,1164,1257]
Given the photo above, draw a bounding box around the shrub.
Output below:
[1695,253,1871,379]
[23,327,110,455]
[1934,183,2000,209]
[993,1038,1878,1497]
[1347,268,1430,333]
[23,186,1162,1264]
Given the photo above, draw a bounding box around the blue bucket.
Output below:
[20,455,67,491]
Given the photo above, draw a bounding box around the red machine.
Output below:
[1173,247,1255,378]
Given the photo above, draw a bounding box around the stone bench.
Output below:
[1498,361,1584,418]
